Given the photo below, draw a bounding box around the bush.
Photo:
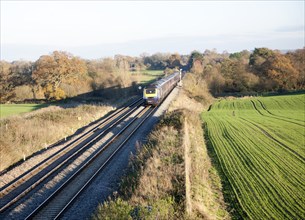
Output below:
[43,84,66,100]
[92,198,132,220]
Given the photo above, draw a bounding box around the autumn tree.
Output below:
[143,53,170,70]
[0,61,12,101]
[249,48,300,91]
[114,55,132,88]
[266,53,299,90]
[208,67,225,95]
[32,51,87,100]
[287,48,305,89]
[188,51,203,73]
[249,48,275,69]
[167,53,182,69]
[0,61,35,102]
[249,48,277,91]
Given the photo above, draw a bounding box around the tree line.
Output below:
[0,48,304,102]
[188,48,304,95]
[0,51,188,102]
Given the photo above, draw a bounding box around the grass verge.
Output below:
[93,110,185,219]
[0,104,114,171]
[92,74,229,219]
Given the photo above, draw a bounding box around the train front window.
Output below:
[145,88,156,94]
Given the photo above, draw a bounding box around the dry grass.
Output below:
[93,111,185,219]
[169,74,229,219]
[129,125,183,204]
[182,111,229,220]
[0,104,113,171]
[93,73,229,219]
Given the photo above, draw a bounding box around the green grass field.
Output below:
[0,104,47,118]
[202,94,305,219]
[130,70,164,84]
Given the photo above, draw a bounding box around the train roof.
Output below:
[150,72,179,88]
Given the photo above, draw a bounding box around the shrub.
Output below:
[92,198,132,220]
[43,84,66,100]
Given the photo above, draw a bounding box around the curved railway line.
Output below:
[0,97,159,219]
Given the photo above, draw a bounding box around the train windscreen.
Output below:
[145,88,156,94]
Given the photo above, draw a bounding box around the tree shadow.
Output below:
[29,81,145,110]
[212,90,305,98]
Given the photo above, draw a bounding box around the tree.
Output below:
[249,48,275,68]
[188,51,204,74]
[0,61,12,102]
[167,53,182,69]
[209,70,225,95]
[143,53,170,70]
[114,55,132,88]
[266,54,299,90]
[249,48,299,91]
[187,50,203,71]
[32,51,87,100]
[287,48,305,89]
[249,48,280,91]
[0,61,35,102]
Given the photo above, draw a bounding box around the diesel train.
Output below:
[143,71,180,105]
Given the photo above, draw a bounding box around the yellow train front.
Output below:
[143,72,180,106]
[143,85,160,105]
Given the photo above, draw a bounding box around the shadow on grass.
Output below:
[212,90,305,98]
[202,122,247,220]
[18,81,146,110]
[0,82,147,173]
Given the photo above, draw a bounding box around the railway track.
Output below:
[0,97,148,218]
[26,106,155,219]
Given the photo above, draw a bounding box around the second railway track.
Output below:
[0,97,148,218]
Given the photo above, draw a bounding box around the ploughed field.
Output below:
[202,94,305,219]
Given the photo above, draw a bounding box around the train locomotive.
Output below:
[143,72,180,105]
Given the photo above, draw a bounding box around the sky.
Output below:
[1,0,304,61]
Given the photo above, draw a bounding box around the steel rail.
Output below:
[25,106,152,219]
[0,98,143,213]
[0,97,142,197]
[55,106,156,219]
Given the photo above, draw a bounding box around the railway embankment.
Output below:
[0,94,141,174]
[93,74,229,219]
[0,104,114,173]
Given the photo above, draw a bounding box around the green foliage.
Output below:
[202,94,305,219]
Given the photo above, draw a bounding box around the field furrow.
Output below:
[202,93,305,219]
[253,99,305,127]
